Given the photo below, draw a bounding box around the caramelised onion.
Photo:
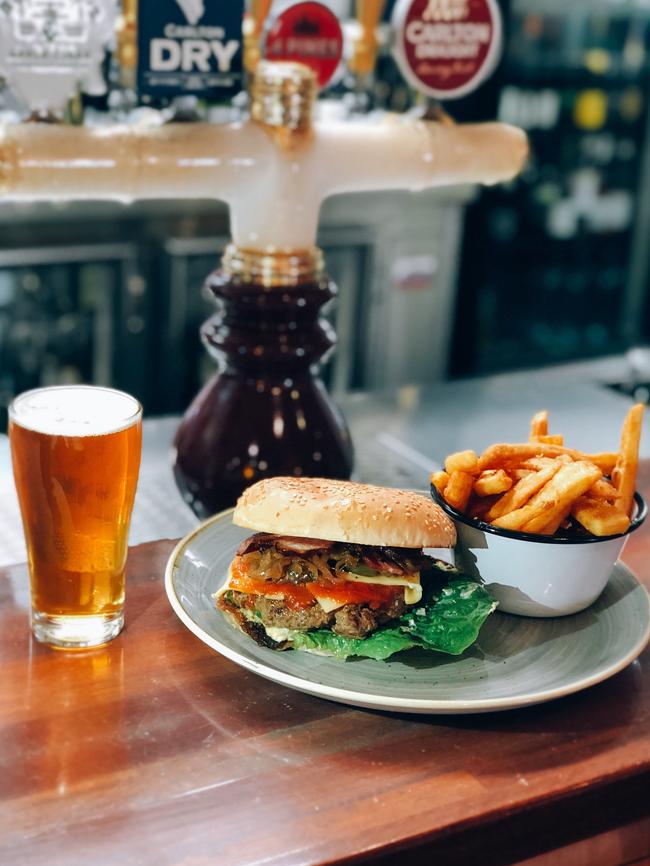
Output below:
[236,535,429,586]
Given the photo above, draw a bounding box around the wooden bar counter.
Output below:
[2,473,650,866]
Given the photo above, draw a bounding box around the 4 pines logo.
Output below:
[175,0,205,26]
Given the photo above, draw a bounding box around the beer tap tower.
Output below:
[0,7,527,516]
[172,61,528,516]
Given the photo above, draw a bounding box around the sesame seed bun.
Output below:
[233,477,456,548]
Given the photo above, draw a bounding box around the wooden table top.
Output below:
[2,482,650,866]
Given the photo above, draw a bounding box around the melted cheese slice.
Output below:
[346,571,422,605]
[311,572,422,611]
[309,594,345,613]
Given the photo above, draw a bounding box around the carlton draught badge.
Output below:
[392,0,503,100]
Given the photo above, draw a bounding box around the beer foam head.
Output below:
[10,386,142,437]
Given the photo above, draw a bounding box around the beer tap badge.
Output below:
[391,0,502,100]
[137,0,243,100]
[264,1,343,89]
[0,0,116,115]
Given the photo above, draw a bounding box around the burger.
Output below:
[216,477,496,660]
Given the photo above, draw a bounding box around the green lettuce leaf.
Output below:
[289,627,415,660]
[285,567,497,661]
[398,578,497,656]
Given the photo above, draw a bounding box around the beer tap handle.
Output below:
[244,0,274,74]
[349,0,387,80]
[116,0,138,91]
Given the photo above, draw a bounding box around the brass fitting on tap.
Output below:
[222,244,325,288]
[250,61,317,133]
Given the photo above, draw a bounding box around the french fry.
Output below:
[430,470,450,494]
[572,496,631,537]
[535,434,564,446]
[538,504,573,536]
[473,469,513,497]
[611,403,644,517]
[440,404,639,537]
[443,470,474,512]
[444,450,480,476]
[529,410,564,444]
[588,478,620,502]
[492,461,602,532]
[521,503,565,534]
[521,455,571,470]
[478,443,617,474]
[529,410,548,440]
[485,461,564,521]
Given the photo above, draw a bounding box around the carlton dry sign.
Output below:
[392,0,502,100]
[149,29,240,74]
[137,0,243,99]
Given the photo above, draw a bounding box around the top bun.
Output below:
[233,477,456,548]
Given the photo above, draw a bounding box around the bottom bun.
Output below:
[217,601,291,651]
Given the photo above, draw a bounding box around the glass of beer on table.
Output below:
[9,385,142,648]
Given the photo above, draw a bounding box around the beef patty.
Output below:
[221,590,407,640]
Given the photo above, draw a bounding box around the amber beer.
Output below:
[9,386,142,648]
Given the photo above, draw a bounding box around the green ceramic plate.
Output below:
[164,509,650,714]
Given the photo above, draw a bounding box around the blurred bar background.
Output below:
[1,0,650,429]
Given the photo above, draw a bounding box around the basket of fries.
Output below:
[430,406,647,617]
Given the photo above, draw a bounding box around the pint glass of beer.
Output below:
[9,385,142,648]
